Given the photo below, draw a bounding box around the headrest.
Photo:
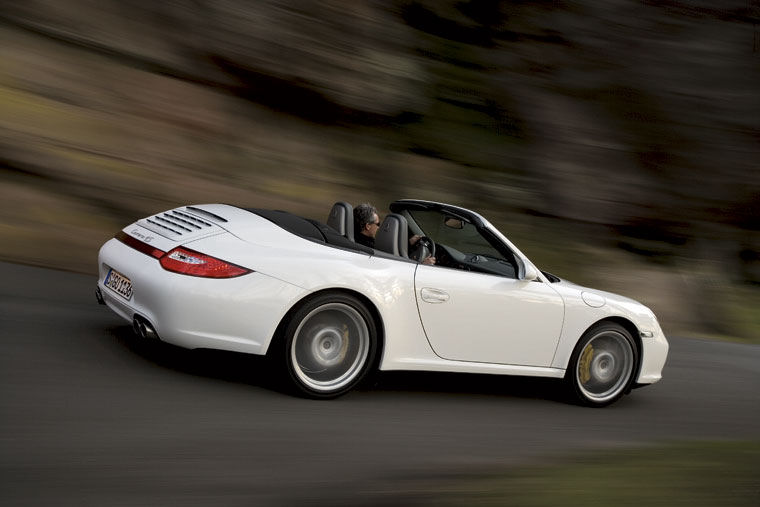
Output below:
[326,201,354,242]
[375,213,408,258]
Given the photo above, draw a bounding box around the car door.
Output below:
[414,265,565,367]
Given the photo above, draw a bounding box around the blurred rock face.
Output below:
[203,0,427,117]
[3,0,427,117]
[1,1,759,334]
[7,1,756,215]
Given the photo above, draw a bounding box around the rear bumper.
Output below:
[97,238,306,355]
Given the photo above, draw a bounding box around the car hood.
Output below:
[549,276,659,325]
[552,277,639,305]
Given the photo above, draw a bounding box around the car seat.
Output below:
[326,201,354,242]
[375,213,409,258]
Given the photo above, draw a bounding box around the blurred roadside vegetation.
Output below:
[403,441,760,506]
[1,1,758,341]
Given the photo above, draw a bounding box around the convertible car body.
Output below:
[96,199,668,406]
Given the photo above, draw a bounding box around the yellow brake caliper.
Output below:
[579,344,594,384]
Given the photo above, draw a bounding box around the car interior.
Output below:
[247,202,525,277]
[324,201,519,278]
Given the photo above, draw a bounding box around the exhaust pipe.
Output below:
[132,315,159,340]
[132,317,145,338]
[95,287,106,305]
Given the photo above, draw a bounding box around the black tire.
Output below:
[275,292,378,399]
[565,322,638,407]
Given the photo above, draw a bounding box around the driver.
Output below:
[353,203,380,249]
[354,203,435,265]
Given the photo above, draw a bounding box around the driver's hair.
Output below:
[353,203,377,233]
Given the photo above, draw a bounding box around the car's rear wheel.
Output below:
[278,293,377,398]
[566,322,637,407]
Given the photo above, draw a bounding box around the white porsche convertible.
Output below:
[97,199,668,406]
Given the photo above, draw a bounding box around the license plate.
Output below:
[105,269,133,300]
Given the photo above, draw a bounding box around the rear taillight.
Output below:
[159,247,251,278]
[115,231,165,259]
[115,231,250,278]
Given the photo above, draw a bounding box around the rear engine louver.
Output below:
[139,208,224,240]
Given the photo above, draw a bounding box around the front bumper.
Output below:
[636,327,669,384]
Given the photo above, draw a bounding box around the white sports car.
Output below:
[96,199,668,406]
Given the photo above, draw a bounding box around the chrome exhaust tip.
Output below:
[132,315,159,340]
[95,287,106,305]
[132,317,145,338]
[142,321,158,340]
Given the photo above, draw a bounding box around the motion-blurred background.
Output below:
[1,0,758,341]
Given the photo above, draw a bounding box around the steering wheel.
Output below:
[411,236,436,263]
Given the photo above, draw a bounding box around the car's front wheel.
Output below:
[277,293,378,398]
[566,322,637,407]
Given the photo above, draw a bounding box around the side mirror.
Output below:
[522,264,539,281]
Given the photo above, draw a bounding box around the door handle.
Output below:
[420,287,449,303]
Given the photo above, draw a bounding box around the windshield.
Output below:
[404,209,518,278]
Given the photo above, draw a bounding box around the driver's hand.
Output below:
[422,255,436,265]
[409,235,420,246]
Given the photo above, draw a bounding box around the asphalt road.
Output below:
[1,261,758,506]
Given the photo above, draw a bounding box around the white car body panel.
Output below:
[547,280,668,382]
[414,265,565,366]
[97,202,668,388]
[99,237,307,355]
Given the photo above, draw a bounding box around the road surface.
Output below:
[1,262,758,506]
